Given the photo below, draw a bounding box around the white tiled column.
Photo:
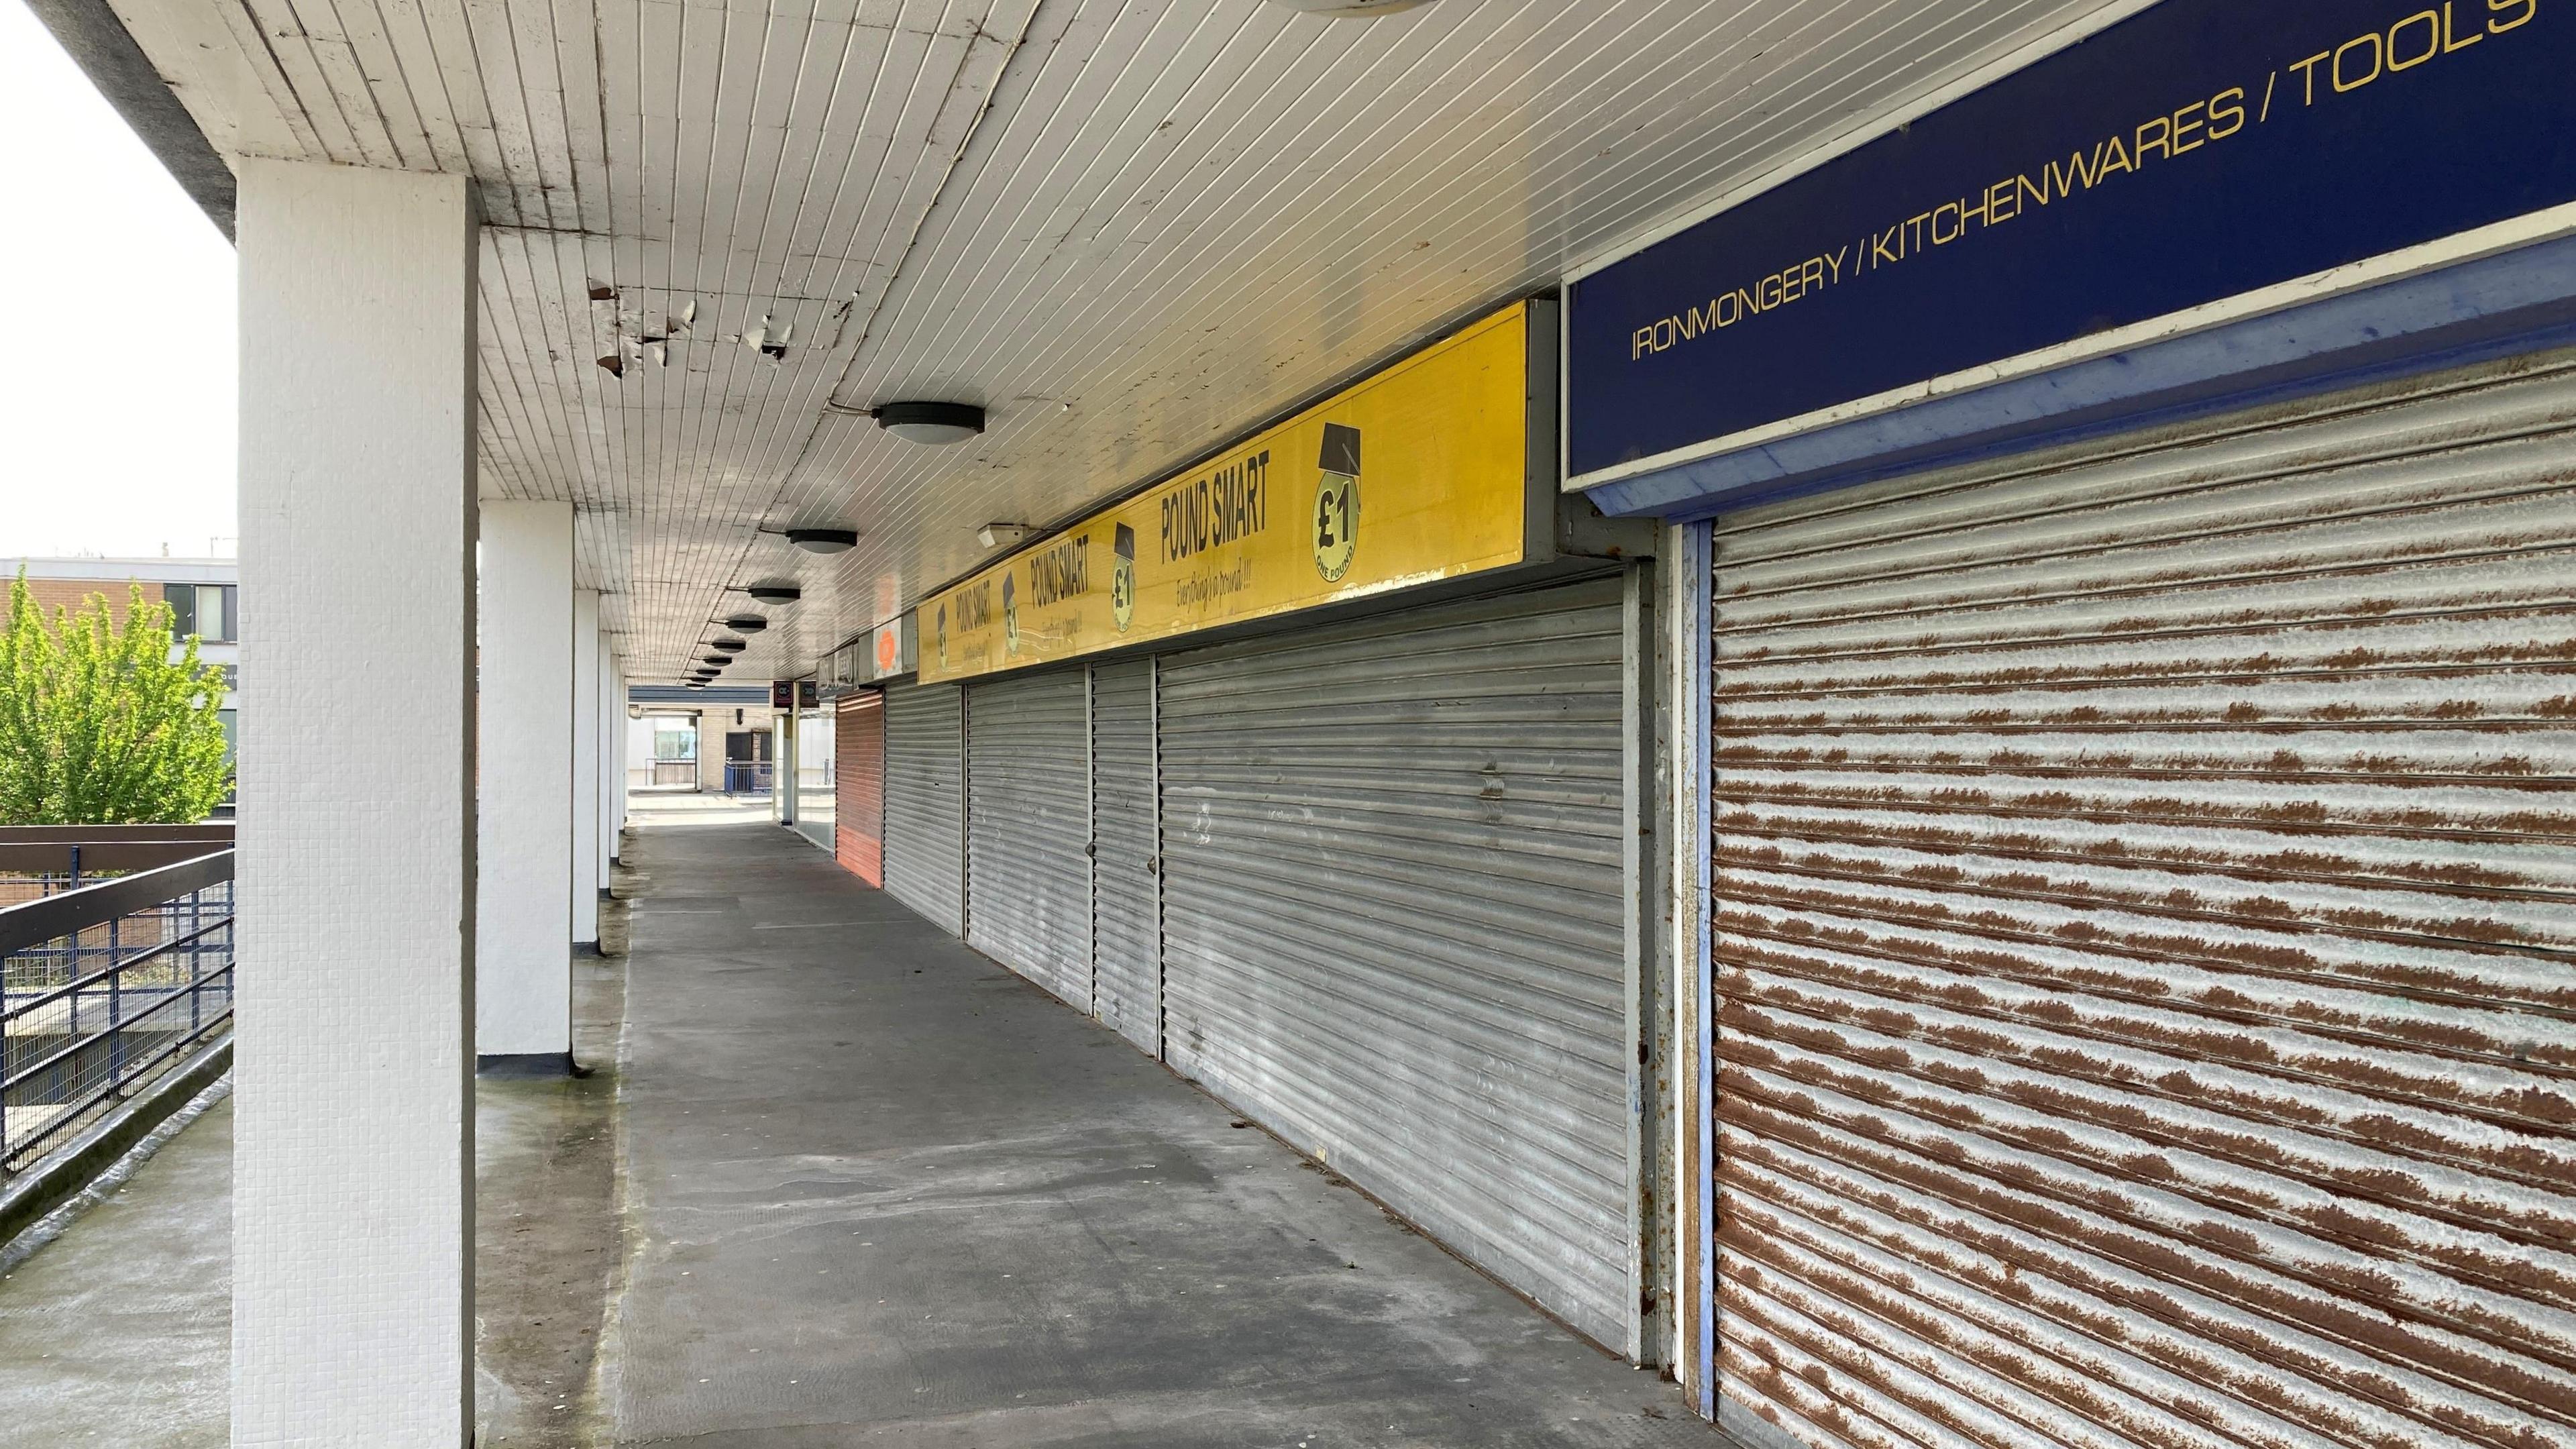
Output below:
[572,589,600,951]
[235,159,476,1448]
[610,665,631,856]
[775,704,798,824]
[600,641,621,874]
[477,501,575,1070]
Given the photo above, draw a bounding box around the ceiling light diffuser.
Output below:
[785,528,859,554]
[871,400,985,445]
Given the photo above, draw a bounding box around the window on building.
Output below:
[167,583,239,642]
[652,721,698,761]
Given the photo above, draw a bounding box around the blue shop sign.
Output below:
[1566,0,2576,507]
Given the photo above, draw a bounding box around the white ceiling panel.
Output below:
[106,0,2127,680]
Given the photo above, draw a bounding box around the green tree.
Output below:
[0,570,233,824]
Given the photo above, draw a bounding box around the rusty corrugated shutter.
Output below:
[1705,354,2576,1449]
[834,692,884,887]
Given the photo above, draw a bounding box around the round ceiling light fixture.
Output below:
[869,400,984,446]
[711,638,747,653]
[1263,0,1433,13]
[784,527,859,554]
[739,583,802,604]
[718,613,769,633]
[701,654,731,667]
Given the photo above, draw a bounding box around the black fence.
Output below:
[0,849,235,1169]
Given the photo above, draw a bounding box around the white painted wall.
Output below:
[627,713,657,790]
[234,160,477,1448]
[572,590,600,947]
[773,711,796,824]
[476,500,574,1061]
[794,706,836,852]
[598,641,619,875]
[619,677,631,837]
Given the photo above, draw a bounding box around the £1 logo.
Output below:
[1312,422,1360,583]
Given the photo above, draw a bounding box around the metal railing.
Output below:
[722,761,774,794]
[1,851,235,1170]
[651,760,697,788]
[0,823,235,909]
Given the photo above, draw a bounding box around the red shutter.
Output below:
[834,692,885,885]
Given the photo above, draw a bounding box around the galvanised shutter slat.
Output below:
[1170,790,1629,881]
[1088,659,1159,1055]
[1707,352,2576,1449]
[1159,578,1631,1349]
[1165,881,1621,1106]
[1158,830,1623,998]
[881,682,962,934]
[1161,897,1625,1252]
[966,669,1091,1011]
[834,692,884,886]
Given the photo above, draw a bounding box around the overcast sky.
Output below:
[0,3,237,561]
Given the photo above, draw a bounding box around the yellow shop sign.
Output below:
[919,303,1536,683]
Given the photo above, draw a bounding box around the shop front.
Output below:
[869,301,1674,1356]
[1566,2,2576,1440]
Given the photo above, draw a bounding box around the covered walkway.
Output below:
[0,800,1719,1446]
[600,812,1719,1446]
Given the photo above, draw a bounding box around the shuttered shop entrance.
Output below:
[1089,659,1160,1055]
[882,682,963,934]
[1703,355,2576,1449]
[965,668,1091,1010]
[1158,578,1634,1350]
[833,691,884,885]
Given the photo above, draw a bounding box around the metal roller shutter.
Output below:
[1089,659,1160,1055]
[966,669,1092,1010]
[1158,578,1633,1348]
[834,692,885,886]
[882,682,963,935]
[1705,354,2576,1449]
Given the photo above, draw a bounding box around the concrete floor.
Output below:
[624,792,778,826]
[0,1087,230,1448]
[598,816,1723,1448]
[0,801,1729,1447]
[478,945,629,1447]
[0,951,629,1449]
